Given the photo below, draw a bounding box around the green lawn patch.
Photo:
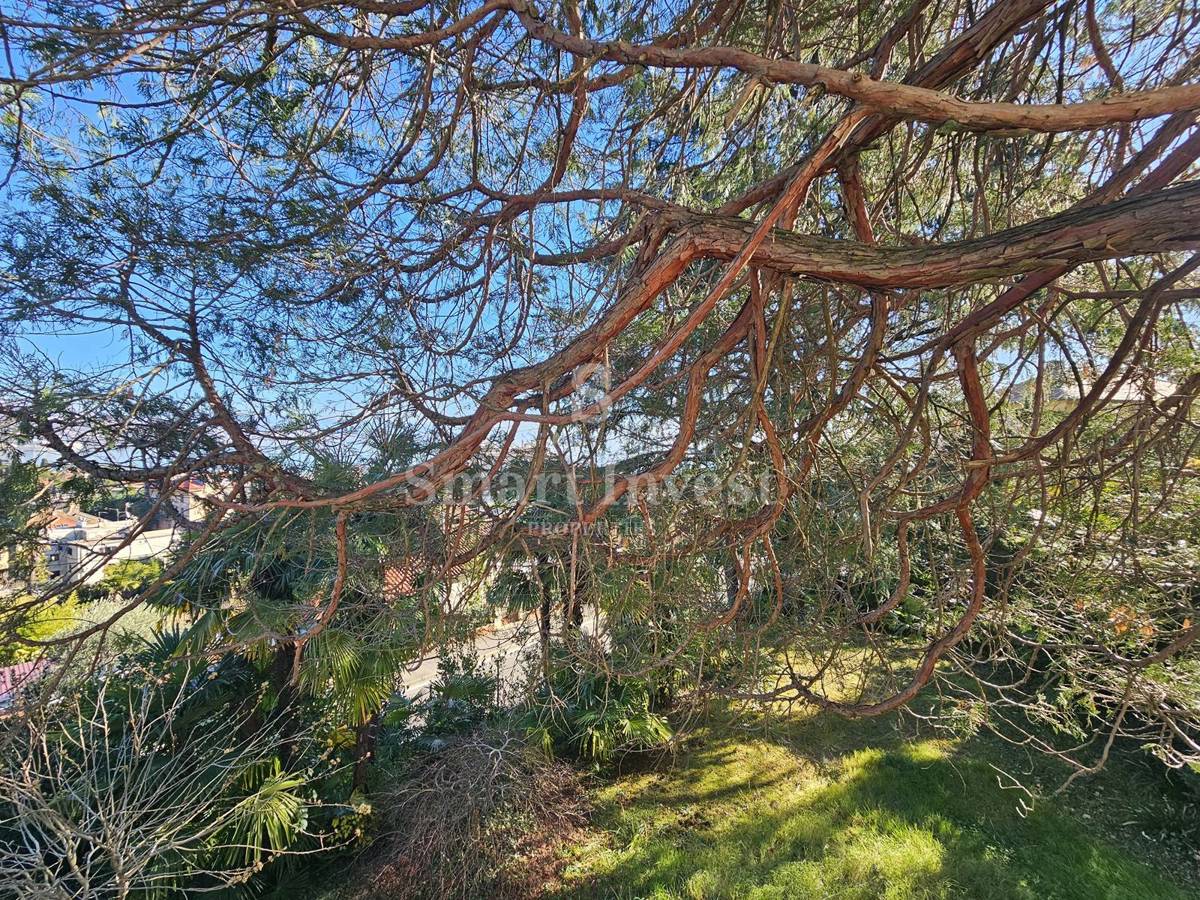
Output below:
[554,709,1199,900]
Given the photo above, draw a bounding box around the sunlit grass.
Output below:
[554,709,1198,900]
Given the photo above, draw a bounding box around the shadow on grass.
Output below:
[554,711,1198,900]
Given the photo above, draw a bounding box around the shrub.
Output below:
[524,652,673,767]
[88,558,166,600]
[418,649,499,741]
[0,673,348,898]
[344,729,588,900]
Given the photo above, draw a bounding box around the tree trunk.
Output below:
[724,552,741,608]
[535,553,552,678]
[267,641,303,766]
[564,558,587,639]
[351,713,381,792]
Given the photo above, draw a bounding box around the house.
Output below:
[147,478,213,524]
[1010,363,1177,412]
[45,514,180,586]
[0,659,48,710]
[45,511,112,579]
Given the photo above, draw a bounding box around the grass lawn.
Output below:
[553,707,1200,900]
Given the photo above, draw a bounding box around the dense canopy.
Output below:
[2,0,1199,773]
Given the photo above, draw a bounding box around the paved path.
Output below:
[398,607,601,698]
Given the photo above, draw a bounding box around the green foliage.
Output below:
[487,565,549,616]
[328,791,373,848]
[403,651,502,749]
[221,760,310,869]
[526,652,673,767]
[0,660,346,898]
[0,593,80,664]
[0,454,48,583]
[298,627,405,728]
[3,1,1200,894]
[90,557,165,598]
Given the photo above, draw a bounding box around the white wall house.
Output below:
[46,513,179,586]
[1010,363,1178,412]
[148,478,212,524]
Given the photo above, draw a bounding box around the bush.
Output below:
[342,729,588,900]
[88,557,166,599]
[419,650,499,741]
[524,651,673,767]
[0,672,348,898]
[0,593,80,664]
